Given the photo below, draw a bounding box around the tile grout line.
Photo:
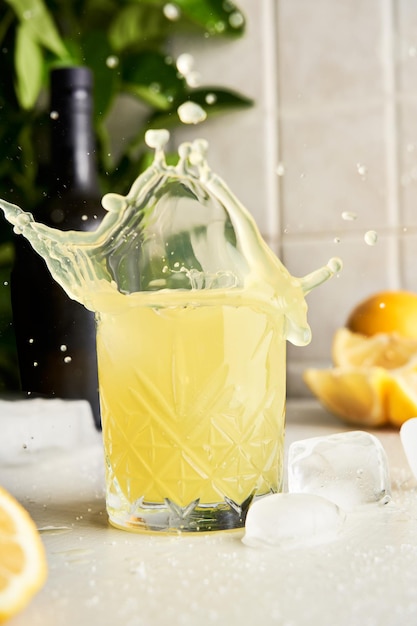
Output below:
[261,0,281,253]
[382,0,402,289]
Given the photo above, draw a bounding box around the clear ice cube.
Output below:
[400,418,417,480]
[287,431,391,511]
[242,493,345,548]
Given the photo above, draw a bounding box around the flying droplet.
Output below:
[106,55,119,69]
[356,163,367,177]
[276,163,285,176]
[163,3,181,20]
[177,101,207,125]
[341,211,358,221]
[176,53,194,76]
[364,230,378,246]
[185,71,201,88]
[229,11,244,29]
[205,93,217,105]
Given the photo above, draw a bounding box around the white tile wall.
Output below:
[171,0,417,397]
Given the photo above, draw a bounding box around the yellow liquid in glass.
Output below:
[97,293,286,517]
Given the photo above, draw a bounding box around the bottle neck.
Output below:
[49,87,100,195]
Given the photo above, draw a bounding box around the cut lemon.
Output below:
[303,366,390,427]
[346,290,417,339]
[384,358,417,427]
[332,327,417,370]
[0,486,47,623]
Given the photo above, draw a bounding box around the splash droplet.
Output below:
[341,211,357,221]
[177,101,207,125]
[229,11,244,29]
[276,163,285,177]
[145,129,170,150]
[205,93,217,105]
[163,3,181,21]
[364,230,378,246]
[176,53,194,76]
[106,55,119,69]
[185,71,202,88]
[356,163,367,177]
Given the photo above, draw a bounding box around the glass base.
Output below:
[106,492,273,533]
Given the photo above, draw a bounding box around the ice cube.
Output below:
[287,431,391,511]
[400,417,417,480]
[242,493,345,548]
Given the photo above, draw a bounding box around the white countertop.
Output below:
[1,398,417,626]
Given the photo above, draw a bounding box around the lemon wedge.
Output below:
[303,366,390,427]
[0,486,47,623]
[332,327,417,370]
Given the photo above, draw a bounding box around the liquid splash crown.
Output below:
[0,130,342,346]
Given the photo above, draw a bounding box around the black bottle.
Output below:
[10,67,105,428]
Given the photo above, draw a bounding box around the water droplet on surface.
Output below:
[38,526,73,536]
[276,163,285,176]
[364,230,378,246]
[333,237,341,244]
[33,361,38,367]
[60,344,67,352]
[50,110,59,120]
[177,101,207,124]
[64,356,72,364]
[81,214,88,221]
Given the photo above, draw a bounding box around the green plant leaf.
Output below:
[14,21,43,109]
[169,0,245,36]
[5,0,67,57]
[121,51,187,110]
[109,4,169,52]
[124,0,245,36]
